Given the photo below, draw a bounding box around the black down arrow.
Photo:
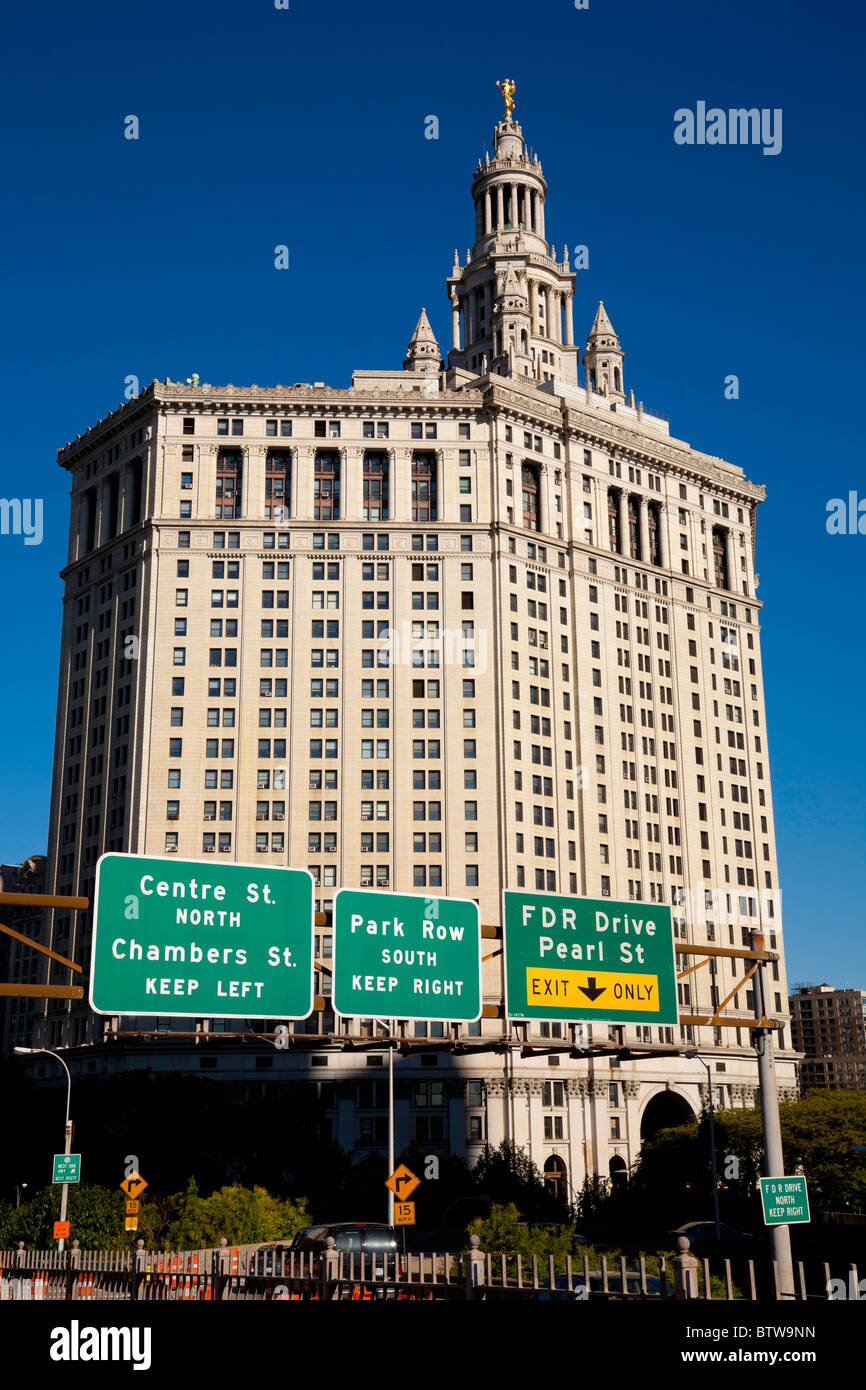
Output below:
[579,977,606,1002]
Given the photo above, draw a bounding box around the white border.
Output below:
[331,886,483,1023]
[501,886,679,1027]
[89,852,316,1020]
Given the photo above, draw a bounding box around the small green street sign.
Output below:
[759,1176,810,1225]
[503,890,678,1025]
[52,1154,81,1184]
[90,853,315,1020]
[333,889,481,1022]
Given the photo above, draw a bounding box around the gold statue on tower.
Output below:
[497,78,516,119]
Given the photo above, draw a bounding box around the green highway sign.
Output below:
[90,853,315,1020]
[332,889,482,1022]
[52,1154,81,1184]
[503,890,678,1025]
[759,1176,810,1226]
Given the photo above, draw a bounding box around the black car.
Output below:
[250,1223,401,1279]
[669,1221,758,1251]
[291,1222,401,1277]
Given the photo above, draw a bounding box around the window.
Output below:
[411,453,437,522]
[521,463,540,531]
[363,451,389,520]
[314,451,341,521]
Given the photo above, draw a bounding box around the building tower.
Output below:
[403,308,442,375]
[446,93,579,385]
[16,84,797,1199]
[583,300,626,403]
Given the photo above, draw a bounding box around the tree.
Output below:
[472,1141,574,1221]
[0,1185,126,1250]
[467,1202,576,1270]
[165,1181,309,1249]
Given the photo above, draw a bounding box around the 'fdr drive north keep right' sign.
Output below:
[503,890,678,1026]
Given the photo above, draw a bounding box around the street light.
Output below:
[374,1019,398,1224]
[685,1050,721,1242]
[15,1183,27,1209]
[14,1046,73,1253]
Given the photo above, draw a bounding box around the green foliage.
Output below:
[467,1201,576,1271]
[164,1180,309,1249]
[0,1180,309,1253]
[472,1141,574,1221]
[0,1184,126,1250]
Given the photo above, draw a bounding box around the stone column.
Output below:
[564,292,574,347]
[391,448,412,524]
[198,445,218,523]
[639,497,650,564]
[725,529,737,591]
[119,462,136,534]
[351,447,365,522]
[496,183,504,230]
[293,445,316,522]
[484,1079,508,1149]
[450,292,461,351]
[245,445,266,521]
[484,187,492,234]
[551,290,561,345]
[538,196,545,241]
[618,490,629,558]
[657,505,668,569]
[529,279,539,335]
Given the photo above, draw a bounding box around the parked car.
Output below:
[669,1221,758,1252]
[291,1222,401,1277]
[249,1223,402,1279]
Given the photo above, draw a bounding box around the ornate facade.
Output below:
[21,91,797,1198]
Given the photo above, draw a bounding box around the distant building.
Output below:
[789,983,866,1092]
[0,855,47,1055]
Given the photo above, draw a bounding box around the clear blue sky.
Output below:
[1,0,863,986]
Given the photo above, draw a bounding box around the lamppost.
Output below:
[15,1183,27,1209]
[685,1050,721,1242]
[374,1019,397,1224]
[14,1046,73,1253]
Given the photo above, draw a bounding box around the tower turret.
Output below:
[583,301,626,402]
[446,81,579,386]
[403,307,442,375]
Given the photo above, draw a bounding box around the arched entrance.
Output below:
[640,1089,695,1142]
[543,1154,567,1202]
[609,1154,628,1189]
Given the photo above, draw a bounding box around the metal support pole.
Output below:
[752,930,795,1299]
[387,1037,395,1225]
[705,1063,721,1242]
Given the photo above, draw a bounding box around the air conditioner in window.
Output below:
[361,848,372,853]
[181,482,193,490]
[274,813,285,821]
[204,814,215,821]
[256,845,267,852]
[204,846,215,852]
[166,845,178,852]
[325,847,337,853]
[378,879,389,887]
[256,814,266,821]
[361,813,372,820]
[325,814,337,821]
